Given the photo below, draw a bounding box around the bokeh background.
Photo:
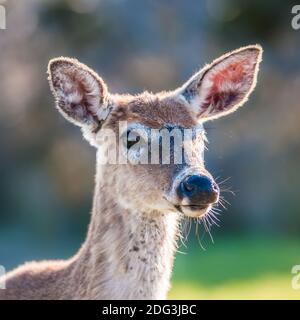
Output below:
[0,0,299,299]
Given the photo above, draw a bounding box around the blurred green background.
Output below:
[0,0,299,299]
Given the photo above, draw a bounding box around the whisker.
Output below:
[184,217,193,242]
[208,212,219,227]
[217,176,232,185]
[211,206,222,213]
[219,188,236,196]
[178,215,191,249]
[209,210,221,221]
[218,199,227,209]
[195,219,206,251]
[208,214,220,227]
[220,196,231,206]
[203,217,214,243]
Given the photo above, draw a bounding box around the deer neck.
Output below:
[72,163,180,300]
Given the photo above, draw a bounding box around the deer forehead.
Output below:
[106,93,198,130]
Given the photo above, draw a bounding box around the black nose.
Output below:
[178,175,219,205]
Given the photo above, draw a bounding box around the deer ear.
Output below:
[48,57,111,130]
[179,45,262,121]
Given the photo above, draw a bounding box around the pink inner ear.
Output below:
[212,59,247,87]
[201,59,247,112]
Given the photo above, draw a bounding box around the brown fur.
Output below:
[0,45,262,300]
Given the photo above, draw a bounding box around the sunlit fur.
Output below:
[0,45,262,300]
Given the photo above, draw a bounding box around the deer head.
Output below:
[48,45,262,218]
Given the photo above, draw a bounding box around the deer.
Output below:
[0,45,262,300]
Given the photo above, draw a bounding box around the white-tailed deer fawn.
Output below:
[0,45,262,300]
